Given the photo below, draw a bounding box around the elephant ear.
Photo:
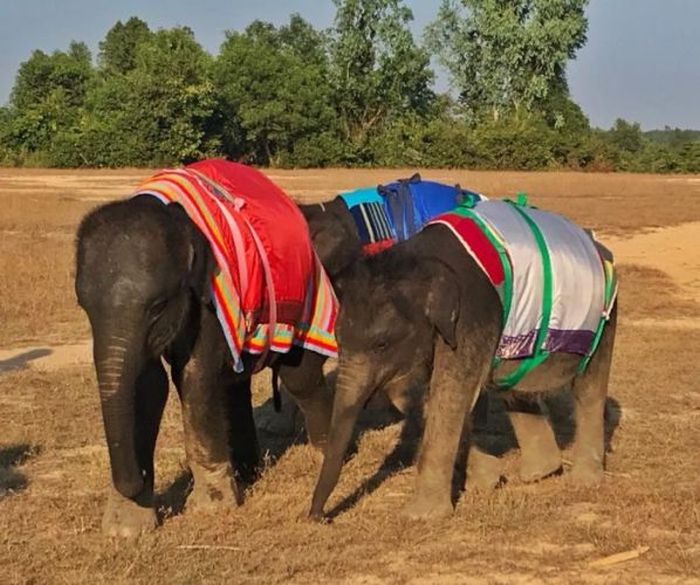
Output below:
[188,226,215,304]
[424,264,460,350]
[167,203,215,304]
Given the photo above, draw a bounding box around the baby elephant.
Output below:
[309,200,617,521]
[76,160,337,537]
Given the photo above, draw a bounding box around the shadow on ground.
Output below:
[317,390,622,519]
[156,470,193,522]
[0,443,39,498]
[0,348,52,374]
[154,386,622,521]
[473,393,622,456]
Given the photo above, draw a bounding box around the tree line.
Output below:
[1,0,698,172]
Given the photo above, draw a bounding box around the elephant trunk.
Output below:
[93,326,145,499]
[309,362,369,519]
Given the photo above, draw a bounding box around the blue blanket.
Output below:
[339,174,485,254]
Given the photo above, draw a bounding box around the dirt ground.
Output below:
[0,168,698,584]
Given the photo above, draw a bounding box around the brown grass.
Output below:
[0,168,699,583]
[2,167,699,348]
[617,264,700,321]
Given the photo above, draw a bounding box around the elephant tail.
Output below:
[272,370,282,413]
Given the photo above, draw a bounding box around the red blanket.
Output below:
[188,160,312,324]
[134,159,338,372]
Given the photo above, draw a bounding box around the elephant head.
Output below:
[299,198,362,279]
[309,242,462,518]
[75,196,212,500]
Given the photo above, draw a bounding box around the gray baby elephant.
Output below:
[308,202,617,521]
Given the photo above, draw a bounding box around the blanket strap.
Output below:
[188,169,277,371]
[491,201,554,388]
[576,257,617,374]
[451,204,513,331]
[242,217,278,371]
[381,178,416,241]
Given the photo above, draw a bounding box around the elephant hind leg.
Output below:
[223,376,260,484]
[276,348,332,449]
[571,305,617,485]
[505,396,562,483]
[102,359,167,537]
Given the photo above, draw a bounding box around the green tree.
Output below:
[540,82,595,168]
[607,118,644,154]
[329,0,434,151]
[79,26,220,166]
[98,17,151,76]
[4,42,93,157]
[214,16,338,165]
[0,106,12,162]
[678,141,700,173]
[426,0,588,120]
[277,14,329,66]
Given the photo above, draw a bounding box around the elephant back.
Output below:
[339,174,486,255]
[430,198,617,387]
[133,159,338,373]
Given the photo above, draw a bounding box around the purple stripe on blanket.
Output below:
[497,330,537,359]
[544,329,595,356]
[498,328,595,359]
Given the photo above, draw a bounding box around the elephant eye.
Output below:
[149,299,168,320]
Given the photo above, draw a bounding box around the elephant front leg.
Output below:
[404,338,489,520]
[102,360,167,537]
[177,362,242,513]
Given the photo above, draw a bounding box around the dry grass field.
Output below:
[0,167,699,584]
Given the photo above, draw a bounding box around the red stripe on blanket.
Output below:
[362,239,396,256]
[432,214,505,286]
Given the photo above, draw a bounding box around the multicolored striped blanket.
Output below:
[430,197,617,387]
[340,175,485,255]
[133,159,338,373]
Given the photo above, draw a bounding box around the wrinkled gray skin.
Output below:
[300,199,564,484]
[76,197,332,537]
[308,224,617,521]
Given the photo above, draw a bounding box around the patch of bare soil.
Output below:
[605,222,700,303]
[0,343,92,373]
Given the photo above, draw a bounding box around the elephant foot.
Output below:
[521,458,563,483]
[186,462,241,513]
[508,412,562,483]
[402,493,453,521]
[307,434,328,452]
[570,461,604,487]
[467,446,505,490]
[102,489,157,538]
[304,509,331,524]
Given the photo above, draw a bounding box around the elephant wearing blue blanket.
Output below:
[300,185,565,486]
[306,202,617,521]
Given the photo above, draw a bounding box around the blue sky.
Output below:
[1,0,699,130]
